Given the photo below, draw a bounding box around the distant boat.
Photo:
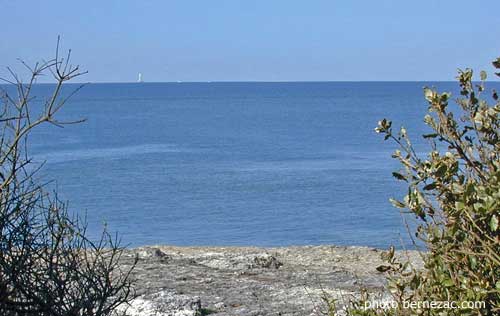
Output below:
[137,73,143,83]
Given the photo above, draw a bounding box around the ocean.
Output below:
[18,81,493,248]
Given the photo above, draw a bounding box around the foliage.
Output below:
[0,41,136,315]
[337,58,500,315]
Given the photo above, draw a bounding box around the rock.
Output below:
[154,249,171,263]
[118,290,201,316]
[134,247,171,263]
[251,254,283,269]
[154,249,167,258]
[120,245,423,316]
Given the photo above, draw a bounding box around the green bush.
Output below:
[341,58,500,315]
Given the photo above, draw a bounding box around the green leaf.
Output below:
[470,256,477,269]
[389,198,405,209]
[455,201,465,211]
[490,214,498,232]
[493,57,500,69]
[376,265,391,272]
[423,133,438,139]
[423,182,437,190]
[424,87,434,102]
[442,278,454,287]
[480,70,487,81]
[435,164,447,177]
[392,172,407,181]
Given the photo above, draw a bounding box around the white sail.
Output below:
[137,73,143,83]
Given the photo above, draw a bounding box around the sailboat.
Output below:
[137,73,143,83]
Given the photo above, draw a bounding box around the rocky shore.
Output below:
[116,245,423,316]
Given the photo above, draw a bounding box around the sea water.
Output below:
[16,81,495,248]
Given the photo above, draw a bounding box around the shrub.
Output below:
[339,57,500,315]
[0,41,136,316]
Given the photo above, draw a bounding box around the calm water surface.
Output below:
[19,81,496,248]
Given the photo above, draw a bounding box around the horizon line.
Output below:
[14,79,500,85]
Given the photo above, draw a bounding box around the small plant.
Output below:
[0,40,136,316]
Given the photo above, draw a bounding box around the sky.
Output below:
[1,0,499,82]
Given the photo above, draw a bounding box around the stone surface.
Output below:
[118,291,201,316]
[117,245,423,316]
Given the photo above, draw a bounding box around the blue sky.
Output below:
[1,0,499,82]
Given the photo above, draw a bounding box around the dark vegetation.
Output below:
[0,41,136,316]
